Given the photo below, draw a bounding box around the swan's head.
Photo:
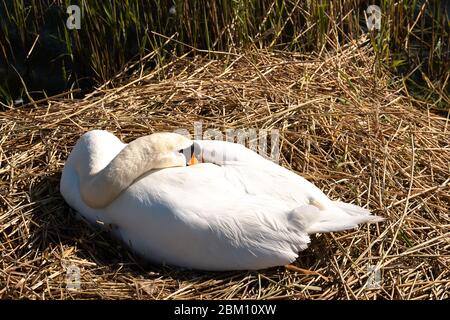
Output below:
[178,141,202,166]
[144,132,201,168]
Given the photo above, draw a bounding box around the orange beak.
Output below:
[188,153,199,166]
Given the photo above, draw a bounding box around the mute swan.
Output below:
[60,130,383,271]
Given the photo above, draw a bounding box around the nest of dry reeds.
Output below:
[1,39,449,299]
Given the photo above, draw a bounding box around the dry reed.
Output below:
[0,39,449,299]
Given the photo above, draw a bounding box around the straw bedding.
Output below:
[0,40,449,299]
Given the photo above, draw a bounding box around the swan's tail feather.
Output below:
[333,201,374,217]
[303,201,384,234]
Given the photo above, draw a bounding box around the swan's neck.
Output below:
[79,135,183,209]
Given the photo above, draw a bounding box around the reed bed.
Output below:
[0,39,449,299]
[1,0,448,108]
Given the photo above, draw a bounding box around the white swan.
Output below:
[60,130,383,271]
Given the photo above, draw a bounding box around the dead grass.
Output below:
[0,38,449,299]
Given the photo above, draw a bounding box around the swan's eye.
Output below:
[178,145,193,162]
[178,144,196,156]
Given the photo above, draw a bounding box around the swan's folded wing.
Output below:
[194,203,311,270]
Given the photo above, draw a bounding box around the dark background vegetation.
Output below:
[0,0,448,111]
